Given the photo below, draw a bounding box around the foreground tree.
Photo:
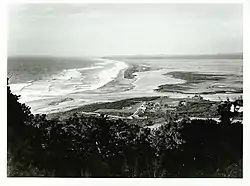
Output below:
[7,78,242,177]
[7,78,32,128]
[7,77,41,176]
[217,98,242,125]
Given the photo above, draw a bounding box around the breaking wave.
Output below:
[9,58,128,104]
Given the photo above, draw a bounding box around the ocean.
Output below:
[7,56,243,114]
[8,56,128,103]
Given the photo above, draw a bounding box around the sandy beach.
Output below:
[22,58,242,115]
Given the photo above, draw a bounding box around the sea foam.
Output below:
[91,59,128,90]
[9,58,128,106]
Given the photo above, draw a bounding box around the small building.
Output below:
[154,102,160,107]
[192,94,203,100]
[235,105,243,113]
[165,107,177,111]
[230,104,235,112]
[133,102,147,117]
[179,101,187,106]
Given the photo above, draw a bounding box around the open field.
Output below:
[48,95,243,125]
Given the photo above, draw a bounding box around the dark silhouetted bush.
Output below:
[7,78,242,177]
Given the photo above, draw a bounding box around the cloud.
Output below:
[8,3,243,57]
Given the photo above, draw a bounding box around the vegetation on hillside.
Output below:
[7,79,243,177]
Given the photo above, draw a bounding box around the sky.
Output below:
[8,3,243,57]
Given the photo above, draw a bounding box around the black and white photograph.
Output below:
[7,2,243,178]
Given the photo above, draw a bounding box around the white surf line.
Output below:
[94,58,129,89]
[18,80,36,92]
[48,81,53,92]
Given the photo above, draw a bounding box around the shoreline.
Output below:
[12,59,242,115]
[30,67,243,115]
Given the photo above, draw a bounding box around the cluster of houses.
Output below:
[129,100,176,119]
[128,101,163,119]
[129,102,147,119]
[95,95,243,122]
[129,94,243,119]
